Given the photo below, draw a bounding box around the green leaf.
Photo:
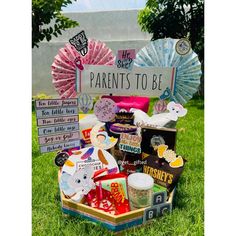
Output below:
[45,34,51,41]
[32,0,79,48]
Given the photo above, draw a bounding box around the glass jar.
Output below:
[127,173,154,210]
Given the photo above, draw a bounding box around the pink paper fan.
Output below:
[51,39,115,98]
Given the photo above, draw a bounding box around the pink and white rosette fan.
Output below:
[51,39,115,98]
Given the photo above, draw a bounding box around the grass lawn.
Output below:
[32,98,204,236]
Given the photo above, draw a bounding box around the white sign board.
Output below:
[77,65,176,97]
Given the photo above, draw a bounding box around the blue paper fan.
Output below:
[134,38,202,104]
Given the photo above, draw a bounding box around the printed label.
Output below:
[115,49,136,70]
[119,133,142,154]
[40,140,81,153]
[38,131,80,145]
[36,107,78,118]
[38,123,79,136]
[35,99,78,108]
[37,115,78,126]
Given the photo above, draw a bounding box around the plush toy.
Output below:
[60,165,95,202]
[167,102,187,121]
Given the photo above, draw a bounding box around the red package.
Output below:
[85,172,130,215]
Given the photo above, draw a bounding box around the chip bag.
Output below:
[86,172,130,215]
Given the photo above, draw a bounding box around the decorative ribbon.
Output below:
[160,87,176,102]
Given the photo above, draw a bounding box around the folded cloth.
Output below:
[130,108,176,131]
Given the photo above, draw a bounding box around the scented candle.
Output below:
[127,173,154,210]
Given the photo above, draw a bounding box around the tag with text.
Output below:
[115,49,136,70]
[119,133,142,154]
[35,98,78,108]
[40,140,81,153]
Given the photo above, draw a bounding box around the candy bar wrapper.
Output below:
[86,173,130,215]
[115,112,134,125]
[142,155,186,192]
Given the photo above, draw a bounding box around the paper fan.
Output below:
[134,38,202,104]
[51,39,115,98]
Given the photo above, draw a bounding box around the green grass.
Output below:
[32,98,204,236]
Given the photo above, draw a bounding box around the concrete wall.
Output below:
[32,10,151,97]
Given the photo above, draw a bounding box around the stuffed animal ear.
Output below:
[178,108,187,117]
[167,101,176,111]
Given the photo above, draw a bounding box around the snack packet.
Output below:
[86,172,130,215]
[142,145,186,192]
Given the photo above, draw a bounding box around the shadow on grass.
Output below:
[188,96,204,110]
[172,188,190,210]
[54,192,61,203]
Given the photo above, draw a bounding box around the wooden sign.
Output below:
[38,132,80,145]
[35,99,78,108]
[77,65,176,97]
[36,107,78,118]
[40,140,80,153]
[37,115,78,126]
[35,99,80,153]
[38,123,79,136]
